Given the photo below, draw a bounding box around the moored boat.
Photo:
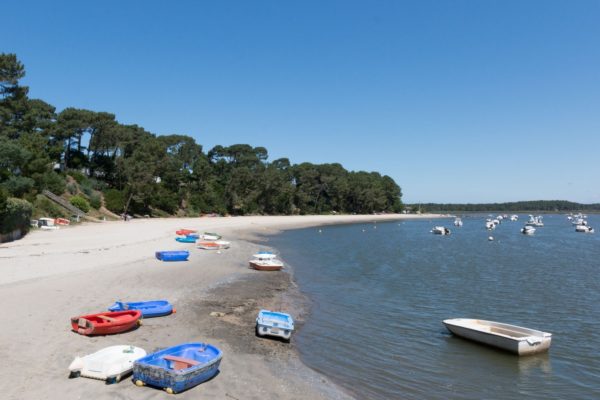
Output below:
[443,318,552,355]
[249,252,284,271]
[71,310,142,336]
[68,345,146,383]
[521,225,536,235]
[108,300,174,318]
[454,218,463,227]
[256,310,294,342]
[155,250,189,261]
[133,342,222,394]
[575,225,594,233]
[431,226,451,235]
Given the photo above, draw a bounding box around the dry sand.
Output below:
[0,214,441,399]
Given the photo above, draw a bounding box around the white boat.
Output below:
[521,226,536,235]
[38,217,59,230]
[431,226,451,235]
[68,345,146,383]
[443,318,552,356]
[249,252,284,271]
[575,225,594,233]
[510,215,519,221]
[526,215,544,227]
[454,218,463,227]
[485,220,495,230]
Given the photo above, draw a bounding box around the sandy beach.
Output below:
[0,214,439,400]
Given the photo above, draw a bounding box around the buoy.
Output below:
[488,236,494,241]
[318,229,322,233]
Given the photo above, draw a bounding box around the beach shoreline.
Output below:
[0,214,443,399]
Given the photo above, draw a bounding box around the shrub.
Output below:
[2,176,35,197]
[66,182,78,195]
[69,170,89,185]
[89,192,102,209]
[70,195,91,213]
[38,172,66,195]
[104,189,125,213]
[32,195,64,219]
[0,198,33,234]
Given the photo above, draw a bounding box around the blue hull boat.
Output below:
[155,251,189,261]
[108,300,174,318]
[133,343,222,394]
[256,310,294,341]
[175,236,196,243]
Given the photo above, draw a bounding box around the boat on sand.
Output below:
[71,310,142,336]
[133,342,222,394]
[108,300,174,318]
[249,252,284,271]
[68,345,146,383]
[443,318,552,355]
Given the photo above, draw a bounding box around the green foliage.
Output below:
[66,182,78,195]
[2,176,35,197]
[0,197,32,234]
[69,170,89,185]
[36,172,66,194]
[69,195,90,213]
[89,192,102,209]
[33,195,64,218]
[104,189,125,213]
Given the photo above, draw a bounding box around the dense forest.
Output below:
[411,200,600,213]
[0,53,403,234]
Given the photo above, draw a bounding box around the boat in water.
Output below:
[133,342,222,394]
[510,215,519,221]
[108,300,174,318]
[431,226,451,235]
[454,218,463,227]
[526,215,544,227]
[71,310,142,336]
[575,225,594,233]
[443,318,552,356]
[521,226,536,235]
[68,345,146,383]
[249,252,284,271]
[256,310,294,342]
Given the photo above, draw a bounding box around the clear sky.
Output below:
[3,1,599,203]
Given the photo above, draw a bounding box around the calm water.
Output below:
[270,215,600,400]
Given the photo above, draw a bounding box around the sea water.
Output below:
[269,215,600,399]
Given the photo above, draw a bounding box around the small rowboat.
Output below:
[155,250,189,261]
[443,318,552,355]
[175,236,197,243]
[55,217,70,226]
[197,240,230,250]
[199,232,222,241]
[71,310,142,336]
[133,342,222,394]
[108,300,174,318]
[175,229,197,236]
[256,310,294,342]
[249,252,284,271]
[68,345,146,383]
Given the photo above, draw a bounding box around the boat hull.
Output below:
[256,310,294,341]
[443,318,552,356]
[68,345,146,382]
[108,301,173,318]
[71,310,142,336]
[155,251,189,261]
[175,237,197,243]
[133,343,222,394]
[249,260,283,271]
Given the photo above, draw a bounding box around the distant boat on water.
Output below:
[431,226,451,235]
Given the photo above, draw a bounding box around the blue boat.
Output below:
[108,300,174,318]
[155,251,189,261]
[133,342,222,394]
[175,236,196,243]
[256,310,294,342]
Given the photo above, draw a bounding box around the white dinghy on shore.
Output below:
[443,318,552,356]
[68,345,147,383]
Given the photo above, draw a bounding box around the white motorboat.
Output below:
[454,218,463,227]
[38,217,59,230]
[249,252,284,271]
[68,345,146,383]
[521,226,536,235]
[575,225,594,233]
[443,318,552,356]
[526,215,544,227]
[485,220,495,230]
[431,226,451,235]
[510,215,519,221]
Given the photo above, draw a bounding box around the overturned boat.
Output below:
[68,345,146,383]
[443,318,552,356]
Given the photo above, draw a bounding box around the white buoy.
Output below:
[318,229,322,233]
[488,236,494,241]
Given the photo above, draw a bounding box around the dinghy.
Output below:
[431,226,451,235]
[133,342,222,394]
[155,250,189,261]
[199,232,222,241]
[108,300,174,318]
[256,310,294,342]
[71,310,142,336]
[249,252,284,271]
[175,236,197,243]
[443,318,552,355]
[68,345,146,383]
[197,240,231,250]
[175,229,197,236]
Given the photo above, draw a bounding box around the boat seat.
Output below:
[163,355,199,370]
[97,315,117,322]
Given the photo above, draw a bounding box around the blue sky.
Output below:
[3,1,599,203]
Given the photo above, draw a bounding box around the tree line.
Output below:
[0,53,403,228]
[411,200,600,213]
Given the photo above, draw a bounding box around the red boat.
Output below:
[175,229,197,236]
[71,310,142,336]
